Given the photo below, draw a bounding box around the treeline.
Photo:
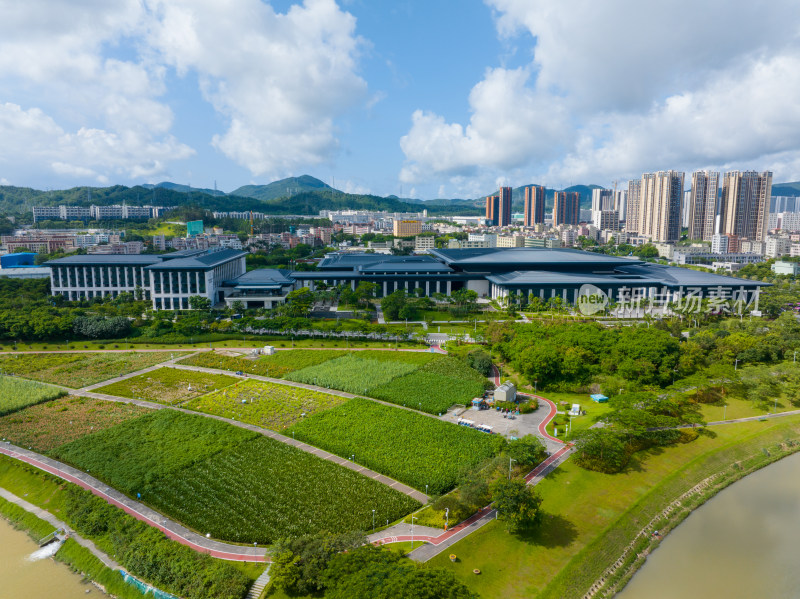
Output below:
[63,485,250,599]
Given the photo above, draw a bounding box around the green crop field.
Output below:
[287,397,502,494]
[145,436,421,543]
[179,349,351,378]
[369,357,487,414]
[94,367,238,405]
[0,375,66,417]
[0,396,149,453]
[185,379,348,430]
[0,352,187,388]
[51,410,258,495]
[285,354,417,395]
[50,409,419,543]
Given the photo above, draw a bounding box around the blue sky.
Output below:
[2,0,800,200]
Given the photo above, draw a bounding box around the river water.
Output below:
[617,451,800,599]
[0,518,104,599]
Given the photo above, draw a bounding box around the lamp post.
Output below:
[425,484,428,497]
[372,509,376,533]
[445,507,449,530]
[735,359,739,371]
[509,458,517,480]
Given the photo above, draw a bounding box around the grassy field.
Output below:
[94,367,238,405]
[0,375,66,416]
[0,495,57,542]
[0,352,186,388]
[425,415,800,599]
[0,396,149,453]
[185,380,348,430]
[287,397,502,494]
[543,392,615,439]
[50,409,419,543]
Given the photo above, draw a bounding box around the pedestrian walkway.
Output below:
[0,443,269,562]
[245,564,271,599]
[0,487,120,570]
[368,444,575,562]
[75,368,429,504]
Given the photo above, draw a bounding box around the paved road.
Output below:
[0,487,120,570]
[369,444,575,562]
[0,443,269,562]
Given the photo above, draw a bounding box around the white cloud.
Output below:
[400,0,800,192]
[0,103,193,182]
[341,180,371,195]
[0,1,192,181]
[146,0,367,177]
[399,67,567,184]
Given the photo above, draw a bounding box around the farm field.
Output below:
[285,354,418,394]
[287,397,502,494]
[50,409,418,543]
[94,367,238,405]
[0,375,66,416]
[145,435,421,543]
[0,396,148,453]
[179,349,351,378]
[51,410,258,495]
[369,357,487,414]
[185,379,348,430]
[0,352,188,388]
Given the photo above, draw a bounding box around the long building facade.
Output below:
[720,171,772,242]
[45,247,767,314]
[523,185,546,226]
[688,171,720,241]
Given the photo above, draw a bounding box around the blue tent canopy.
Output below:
[590,394,609,403]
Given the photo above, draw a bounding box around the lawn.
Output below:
[425,415,800,599]
[0,352,186,388]
[49,409,420,543]
[287,397,502,494]
[0,396,149,453]
[179,349,351,378]
[185,379,348,430]
[0,375,66,416]
[93,367,238,405]
[543,392,616,440]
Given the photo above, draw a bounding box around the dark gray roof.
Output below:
[429,247,644,268]
[616,264,769,288]
[145,249,246,271]
[44,255,163,267]
[229,269,294,289]
[359,262,452,273]
[318,252,440,270]
[486,270,664,288]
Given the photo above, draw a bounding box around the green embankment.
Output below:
[0,495,56,542]
[427,415,800,599]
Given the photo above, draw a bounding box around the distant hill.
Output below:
[232,175,334,201]
[772,182,800,197]
[142,182,224,196]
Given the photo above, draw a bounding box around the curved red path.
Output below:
[370,445,573,547]
[0,445,268,562]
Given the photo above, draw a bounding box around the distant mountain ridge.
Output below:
[231,175,334,201]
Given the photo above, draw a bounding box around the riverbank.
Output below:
[0,490,145,598]
[590,437,800,597]
[427,415,800,598]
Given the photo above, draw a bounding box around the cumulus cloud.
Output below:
[146,0,367,177]
[399,67,567,184]
[0,103,193,181]
[0,0,191,181]
[401,0,800,192]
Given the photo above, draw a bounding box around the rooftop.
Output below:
[145,248,246,271]
[43,254,164,267]
[429,247,644,268]
[228,269,294,289]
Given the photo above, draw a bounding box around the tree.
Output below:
[381,290,407,321]
[490,477,543,532]
[188,295,211,311]
[505,435,547,468]
[282,287,314,318]
[572,428,629,473]
[354,282,378,306]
